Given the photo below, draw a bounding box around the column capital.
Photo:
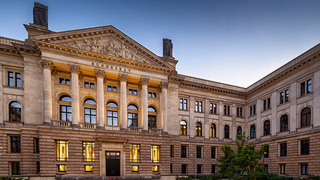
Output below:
[69,64,81,74]
[95,69,105,78]
[40,59,54,70]
[119,73,128,82]
[140,77,149,86]
[160,81,168,89]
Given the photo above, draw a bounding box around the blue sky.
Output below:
[1,0,320,87]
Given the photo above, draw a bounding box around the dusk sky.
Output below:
[1,0,320,87]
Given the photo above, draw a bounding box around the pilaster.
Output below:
[119,73,128,129]
[41,59,54,125]
[160,81,168,133]
[140,78,149,131]
[96,69,105,128]
[69,64,80,126]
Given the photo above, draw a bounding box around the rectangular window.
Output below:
[184,99,187,110]
[60,105,72,122]
[170,145,174,158]
[301,139,310,155]
[56,140,68,161]
[301,164,308,175]
[180,98,183,110]
[199,101,202,112]
[211,165,215,173]
[8,72,21,88]
[264,165,268,174]
[195,101,199,112]
[210,103,213,113]
[107,85,117,92]
[301,81,306,96]
[148,92,156,98]
[107,110,118,126]
[151,145,160,163]
[250,104,256,116]
[132,165,139,172]
[152,165,159,172]
[285,90,289,102]
[181,145,187,158]
[15,73,21,88]
[59,78,70,85]
[84,82,94,89]
[264,145,269,158]
[280,143,287,157]
[58,165,66,172]
[34,138,40,154]
[267,98,271,109]
[197,164,202,174]
[10,136,21,153]
[129,89,137,95]
[307,79,312,94]
[85,165,93,172]
[8,71,14,87]
[263,98,271,110]
[280,164,286,174]
[182,164,187,174]
[36,161,40,174]
[11,162,20,175]
[280,92,284,104]
[237,107,242,117]
[170,163,173,173]
[211,147,216,159]
[130,144,140,162]
[83,142,94,161]
[196,146,202,158]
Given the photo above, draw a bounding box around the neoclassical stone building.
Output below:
[0,3,319,180]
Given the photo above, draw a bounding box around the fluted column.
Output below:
[96,69,105,129]
[141,78,149,131]
[119,74,128,129]
[41,59,54,125]
[69,64,80,127]
[160,81,168,133]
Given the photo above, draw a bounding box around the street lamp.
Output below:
[263,151,267,173]
[190,153,195,180]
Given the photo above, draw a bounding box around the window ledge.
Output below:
[261,135,271,140]
[277,131,289,137]
[195,136,204,141]
[4,121,23,127]
[209,137,218,141]
[297,126,312,133]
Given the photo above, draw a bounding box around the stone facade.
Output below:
[0,3,320,180]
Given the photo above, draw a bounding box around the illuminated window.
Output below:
[83,142,94,161]
[132,165,139,172]
[152,165,159,172]
[56,141,68,161]
[85,165,93,172]
[180,120,187,135]
[279,164,286,174]
[151,145,160,163]
[130,144,140,162]
[196,122,202,137]
[58,165,66,172]
[210,123,216,138]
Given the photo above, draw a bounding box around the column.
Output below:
[119,74,128,129]
[96,69,105,129]
[141,78,149,131]
[218,101,224,140]
[204,99,210,139]
[160,81,168,133]
[40,59,54,124]
[69,64,80,127]
[231,103,236,140]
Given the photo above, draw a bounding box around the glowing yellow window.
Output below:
[151,145,160,163]
[85,165,93,172]
[130,144,140,162]
[132,165,139,172]
[58,165,66,172]
[152,165,159,172]
[83,142,95,161]
[56,141,68,161]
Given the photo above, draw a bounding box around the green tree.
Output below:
[217,132,268,179]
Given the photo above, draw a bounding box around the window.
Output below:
[196,122,202,136]
[9,101,21,122]
[151,145,160,163]
[11,162,20,175]
[237,126,242,137]
[58,165,66,172]
[195,101,203,112]
[83,142,94,161]
[59,95,72,122]
[210,123,216,138]
[8,71,21,88]
[59,78,70,85]
[180,120,187,135]
[264,165,268,174]
[56,140,68,161]
[280,114,289,132]
[84,82,94,89]
[210,103,217,114]
[301,164,308,175]
[237,107,242,117]
[280,164,286,174]
[301,79,312,96]
[107,101,118,126]
[130,144,140,162]
[148,106,157,129]
[128,104,138,128]
[152,165,159,172]
[196,146,202,158]
[224,105,230,116]
[250,104,256,116]
[170,163,173,173]
[129,89,138,95]
[10,136,21,153]
[250,125,256,139]
[148,92,157,98]
[280,89,289,104]
[263,98,271,111]
[301,139,309,155]
[197,164,202,174]
[36,161,40,174]
[264,120,270,136]
[280,143,287,157]
[34,138,39,154]
[107,85,117,92]
[264,145,269,158]
[211,147,216,159]
[170,145,174,158]
[224,125,229,139]
[132,165,139,172]
[212,165,215,173]
[182,164,187,174]
[180,98,188,110]
[85,165,93,172]
[301,107,311,128]
[84,99,96,124]
[181,145,187,158]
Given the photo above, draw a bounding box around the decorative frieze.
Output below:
[69,64,81,74]
[118,73,128,82]
[40,59,54,70]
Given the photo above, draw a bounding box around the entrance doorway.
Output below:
[106,151,120,176]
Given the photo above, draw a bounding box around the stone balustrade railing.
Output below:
[0,36,24,46]
[80,123,96,129]
[52,120,71,127]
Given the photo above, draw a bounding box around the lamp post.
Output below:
[190,153,195,180]
[263,151,267,173]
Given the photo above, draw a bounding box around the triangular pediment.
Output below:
[30,25,174,70]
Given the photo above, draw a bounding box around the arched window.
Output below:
[107,101,118,126]
[237,126,242,137]
[59,95,72,122]
[9,101,21,122]
[196,122,202,137]
[180,120,187,135]
[301,107,311,128]
[210,123,216,138]
[148,106,157,129]
[280,114,288,132]
[84,99,96,124]
[250,125,256,139]
[264,120,270,136]
[128,104,138,128]
[224,125,229,139]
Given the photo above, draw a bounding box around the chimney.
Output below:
[163,38,173,58]
[33,2,48,28]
